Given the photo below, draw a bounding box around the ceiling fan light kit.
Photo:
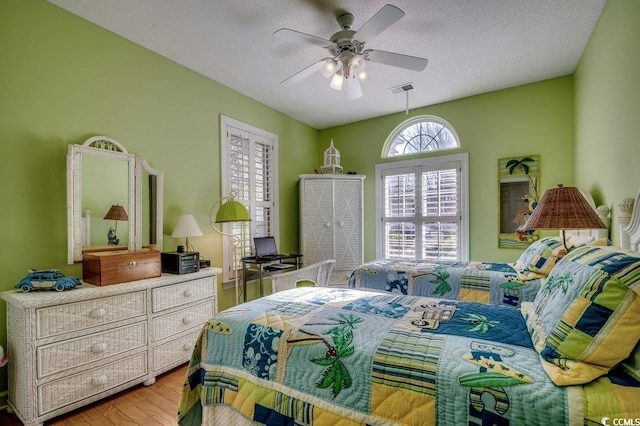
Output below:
[330,70,344,90]
[320,58,338,78]
[275,4,428,100]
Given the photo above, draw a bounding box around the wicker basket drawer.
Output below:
[153,330,200,371]
[152,277,215,312]
[152,301,213,341]
[37,322,147,378]
[37,351,147,415]
[36,291,146,339]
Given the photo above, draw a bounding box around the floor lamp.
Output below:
[209,193,251,305]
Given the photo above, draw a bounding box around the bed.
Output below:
[178,190,640,425]
[348,191,610,308]
[348,257,544,307]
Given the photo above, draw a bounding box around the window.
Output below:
[376,154,468,261]
[220,116,278,283]
[383,115,459,157]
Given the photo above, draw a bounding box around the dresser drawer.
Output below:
[37,322,147,378]
[37,351,147,415]
[151,277,215,312]
[153,330,200,371]
[152,300,214,341]
[36,291,146,339]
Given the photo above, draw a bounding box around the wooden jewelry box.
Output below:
[82,249,161,285]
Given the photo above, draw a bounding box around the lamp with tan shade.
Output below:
[523,184,607,255]
[103,204,128,245]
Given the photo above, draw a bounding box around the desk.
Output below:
[241,254,303,300]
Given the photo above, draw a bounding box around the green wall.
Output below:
[574,0,640,245]
[0,0,318,390]
[320,76,576,263]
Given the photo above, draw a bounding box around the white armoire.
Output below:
[299,174,365,287]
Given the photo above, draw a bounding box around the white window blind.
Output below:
[376,154,468,261]
[221,116,278,283]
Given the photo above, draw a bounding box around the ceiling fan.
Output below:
[274,4,429,100]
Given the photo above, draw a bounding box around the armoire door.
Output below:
[333,179,363,271]
[300,178,335,265]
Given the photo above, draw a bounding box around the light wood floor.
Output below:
[0,364,187,426]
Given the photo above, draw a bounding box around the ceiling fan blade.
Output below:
[280,60,325,87]
[273,28,331,48]
[365,49,428,72]
[354,4,405,42]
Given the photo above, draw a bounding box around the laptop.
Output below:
[254,236,281,260]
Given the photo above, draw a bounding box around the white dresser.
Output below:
[299,174,364,287]
[1,268,220,426]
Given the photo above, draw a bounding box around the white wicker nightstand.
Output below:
[1,268,220,426]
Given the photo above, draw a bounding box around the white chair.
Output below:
[270,259,335,293]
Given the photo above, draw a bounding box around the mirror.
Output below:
[82,153,130,247]
[498,155,540,248]
[135,157,163,251]
[67,136,163,263]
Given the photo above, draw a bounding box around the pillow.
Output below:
[621,340,640,382]
[524,245,640,385]
[514,237,564,280]
[565,234,609,249]
[589,237,609,247]
[565,234,595,248]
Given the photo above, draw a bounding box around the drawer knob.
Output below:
[183,289,193,298]
[183,342,192,351]
[92,374,107,386]
[90,308,106,319]
[129,260,137,268]
[91,342,107,353]
[182,316,193,325]
[324,222,331,227]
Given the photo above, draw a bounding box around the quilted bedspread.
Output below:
[349,259,542,307]
[178,287,640,426]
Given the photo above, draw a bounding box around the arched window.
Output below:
[376,116,467,261]
[383,116,460,158]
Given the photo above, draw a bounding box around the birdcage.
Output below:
[321,139,343,174]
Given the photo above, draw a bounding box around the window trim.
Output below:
[375,152,469,261]
[381,115,460,158]
[220,115,279,284]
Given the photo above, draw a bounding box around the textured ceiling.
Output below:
[46,0,607,130]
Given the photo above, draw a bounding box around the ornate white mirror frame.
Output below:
[67,136,163,264]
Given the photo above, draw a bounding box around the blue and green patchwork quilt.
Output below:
[178,287,640,426]
[348,259,542,307]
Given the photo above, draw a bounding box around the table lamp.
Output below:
[171,214,203,252]
[103,204,128,245]
[523,184,607,254]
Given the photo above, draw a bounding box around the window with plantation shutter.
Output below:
[221,116,278,283]
[376,153,468,261]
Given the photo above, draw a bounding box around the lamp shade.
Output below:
[103,204,128,221]
[171,214,203,238]
[524,184,607,230]
[215,199,251,223]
